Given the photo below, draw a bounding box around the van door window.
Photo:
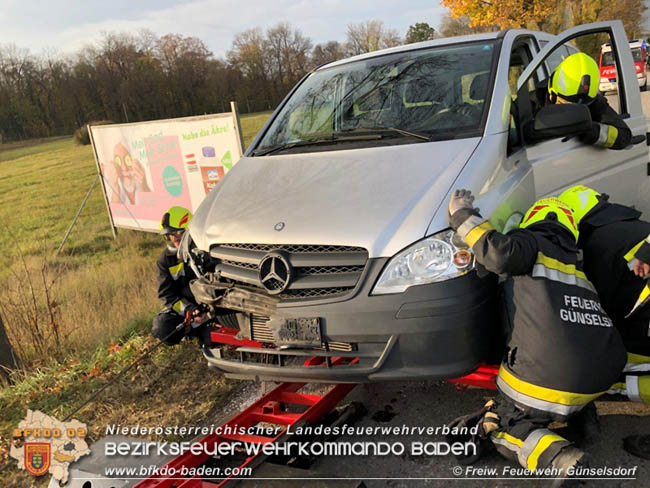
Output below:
[507,42,534,153]
[541,43,571,73]
[517,32,624,131]
[514,25,640,201]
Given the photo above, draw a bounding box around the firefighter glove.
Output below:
[449,189,476,217]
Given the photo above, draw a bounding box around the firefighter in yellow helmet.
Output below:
[446,190,626,479]
[547,52,631,149]
[558,185,650,458]
[152,206,203,345]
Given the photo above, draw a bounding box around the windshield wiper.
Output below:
[252,126,431,156]
[334,126,432,142]
[251,133,382,156]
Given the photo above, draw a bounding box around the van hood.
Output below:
[190,139,480,258]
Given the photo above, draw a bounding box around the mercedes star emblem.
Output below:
[258,252,292,294]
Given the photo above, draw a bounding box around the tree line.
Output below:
[0,2,645,142]
[0,20,436,142]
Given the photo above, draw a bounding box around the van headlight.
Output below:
[371,230,474,295]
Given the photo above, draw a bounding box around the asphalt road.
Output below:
[606,89,650,116]
[304,381,650,488]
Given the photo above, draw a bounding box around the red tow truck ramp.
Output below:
[133,381,357,488]
[47,324,497,487]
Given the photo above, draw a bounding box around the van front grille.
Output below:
[211,243,368,301]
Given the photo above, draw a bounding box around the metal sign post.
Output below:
[88,124,118,239]
[230,101,246,156]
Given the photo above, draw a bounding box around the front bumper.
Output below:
[202,258,499,383]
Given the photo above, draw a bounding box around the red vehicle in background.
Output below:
[599,40,647,93]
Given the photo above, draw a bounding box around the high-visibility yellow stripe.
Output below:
[493,431,523,447]
[604,125,618,148]
[535,252,588,281]
[499,366,604,406]
[465,222,495,247]
[526,434,565,471]
[628,352,650,364]
[171,298,192,314]
[624,240,646,262]
[639,376,650,404]
[169,262,184,275]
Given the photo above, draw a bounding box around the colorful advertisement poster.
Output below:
[89,112,243,231]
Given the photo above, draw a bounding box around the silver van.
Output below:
[186,21,649,383]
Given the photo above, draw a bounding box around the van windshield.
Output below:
[254,41,498,155]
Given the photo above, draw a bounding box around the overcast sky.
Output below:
[0,0,446,58]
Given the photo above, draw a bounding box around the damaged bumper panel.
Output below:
[190,276,280,315]
[199,258,499,383]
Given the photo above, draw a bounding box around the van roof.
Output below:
[319,31,506,70]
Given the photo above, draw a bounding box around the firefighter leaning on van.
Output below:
[543,52,631,149]
[447,190,627,478]
[557,185,650,459]
[152,206,204,346]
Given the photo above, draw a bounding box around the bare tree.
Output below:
[228,28,274,110]
[345,20,402,55]
[311,41,346,67]
[267,23,312,98]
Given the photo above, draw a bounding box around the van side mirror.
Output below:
[523,104,592,143]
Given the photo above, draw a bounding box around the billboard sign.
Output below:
[89,109,244,232]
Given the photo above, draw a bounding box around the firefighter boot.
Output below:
[549,446,591,487]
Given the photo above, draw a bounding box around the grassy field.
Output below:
[0,110,273,359]
[0,111,272,486]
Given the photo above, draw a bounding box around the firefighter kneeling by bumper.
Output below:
[446,190,627,485]
[152,206,209,346]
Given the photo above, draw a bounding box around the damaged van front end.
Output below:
[185,35,516,382]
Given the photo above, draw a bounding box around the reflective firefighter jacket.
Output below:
[580,95,632,150]
[157,247,197,315]
[578,202,650,350]
[451,209,627,418]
